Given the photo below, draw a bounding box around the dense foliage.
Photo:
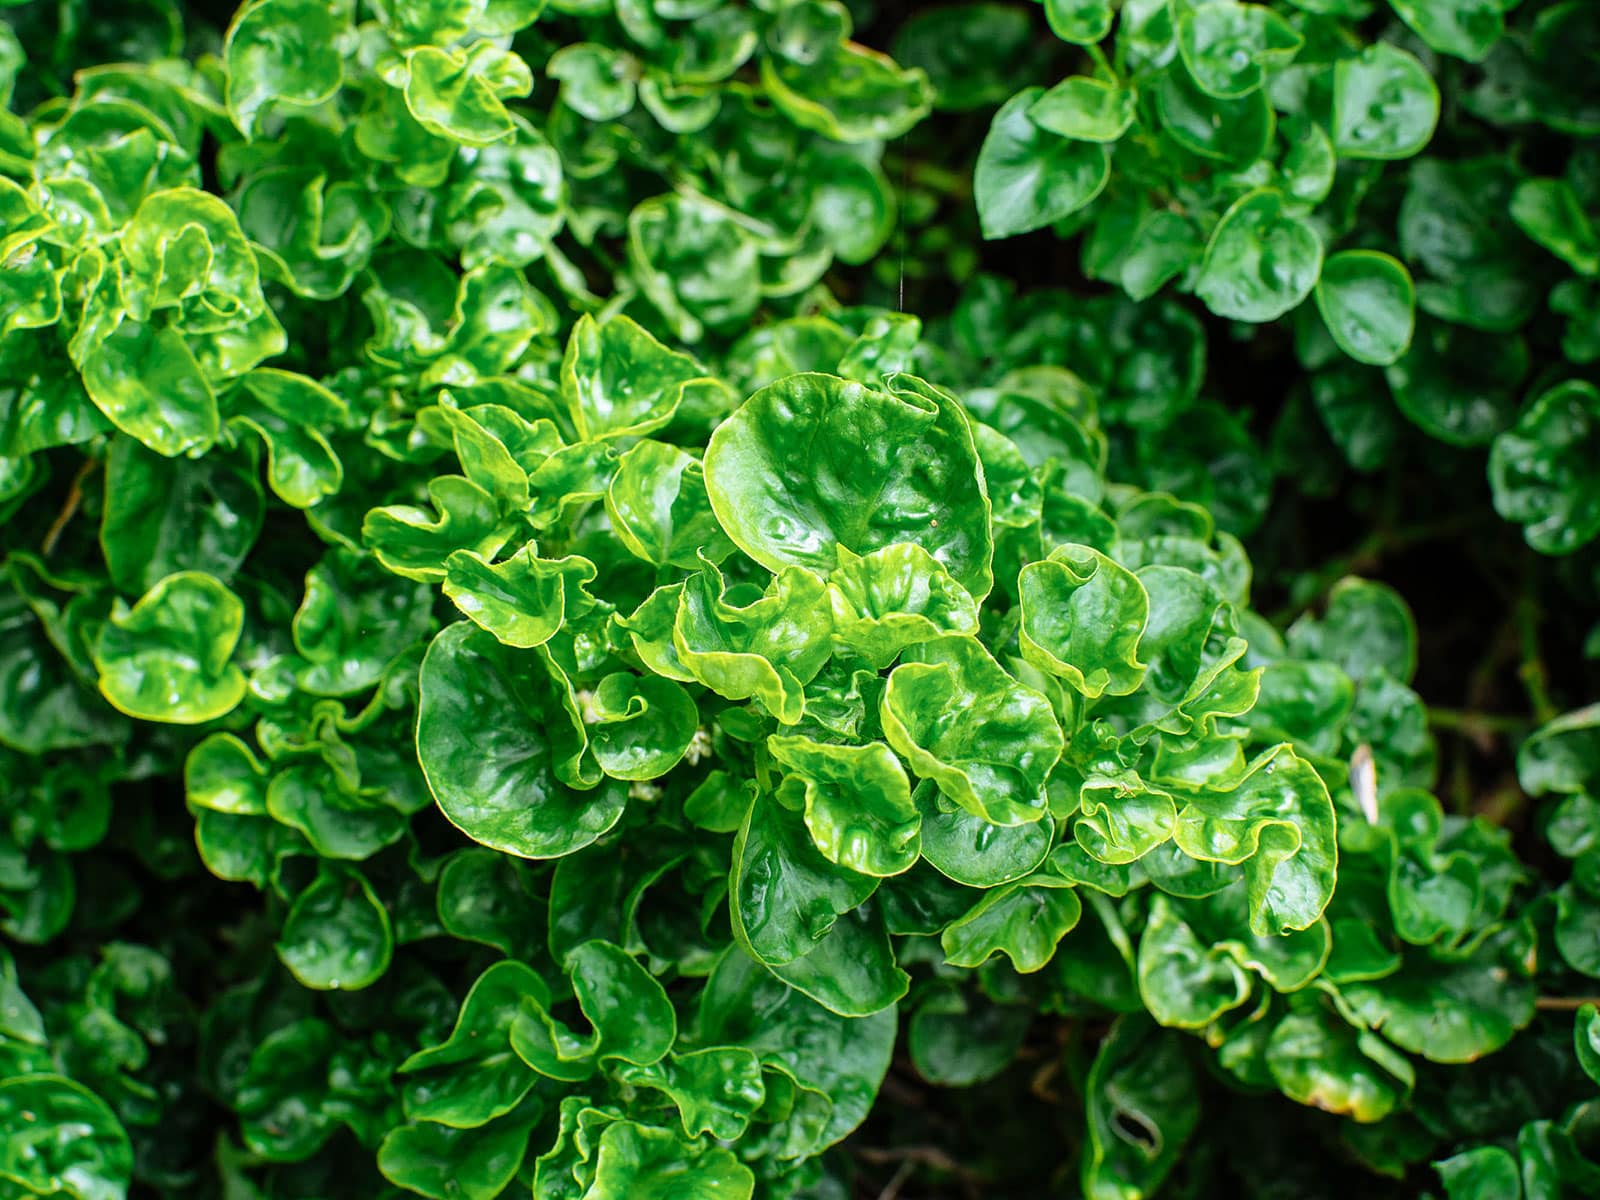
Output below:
[1,0,1598,1197]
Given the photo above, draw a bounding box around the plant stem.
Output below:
[40,457,98,556]
[1516,589,1559,725]
[883,156,970,199]
[1535,996,1600,1012]
[1426,708,1534,735]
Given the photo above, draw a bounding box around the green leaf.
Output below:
[704,372,994,598]
[224,0,345,136]
[1018,543,1148,698]
[1287,575,1418,684]
[1435,1146,1523,1199]
[605,440,734,568]
[614,1048,767,1140]
[1027,77,1137,142]
[1399,160,1536,333]
[562,314,707,440]
[1074,772,1179,866]
[443,546,595,649]
[0,1074,131,1200]
[1266,1004,1414,1123]
[1195,189,1323,322]
[236,167,390,298]
[1511,178,1600,276]
[93,572,246,723]
[916,780,1054,886]
[1341,926,1536,1062]
[1520,705,1600,799]
[276,863,393,990]
[1332,43,1440,160]
[259,754,407,860]
[402,44,530,146]
[584,1120,754,1200]
[586,671,699,781]
[1171,746,1338,934]
[826,542,980,669]
[512,941,675,1075]
[768,734,920,876]
[1178,2,1303,99]
[1577,1003,1600,1088]
[99,434,263,595]
[975,87,1110,238]
[416,622,625,858]
[672,559,833,724]
[1044,0,1113,43]
[379,1103,543,1200]
[761,16,932,141]
[79,321,219,458]
[288,548,434,695]
[228,368,348,508]
[364,475,514,582]
[118,186,269,332]
[1314,250,1416,366]
[400,960,549,1127]
[941,873,1081,971]
[435,848,543,959]
[1081,1018,1200,1200]
[1135,893,1250,1028]
[1156,64,1275,164]
[1489,380,1600,555]
[908,986,1031,1086]
[730,786,877,966]
[763,903,910,1017]
[627,192,761,343]
[698,946,896,1152]
[882,637,1064,826]
[548,43,636,121]
[1389,0,1504,62]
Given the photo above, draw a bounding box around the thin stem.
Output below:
[41,457,98,556]
[1516,589,1559,725]
[1426,708,1534,735]
[855,1146,987,1185]
[882,156,970,200]
[1535,996,1600,1012]
[874,1160,915,1200]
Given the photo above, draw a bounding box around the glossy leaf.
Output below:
[826,542,980,669]
[93,572,247,723]
[672,559,833,724]
[704,372,993,598]
[400,960,549,1127]
[0,1074,132,1200]
[1195,190,1323,322]
[275,864,393,990]
[417,622,625,858]
[882,637,1064,826]
[768,734,920,876]
[1314,251,1416,367]
[1489,380,1600,554]
[1018,543,1148,698]
[1332,43,1440,160]
[940,873,1082,971]
[975,87,1110,238]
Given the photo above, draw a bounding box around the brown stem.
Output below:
[41,457,98,556]
[873,1160,915,1200]
[1534,996,1600,1012]
[856,1146,987,1185]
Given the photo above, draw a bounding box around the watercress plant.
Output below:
[2,1,1598,1199]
